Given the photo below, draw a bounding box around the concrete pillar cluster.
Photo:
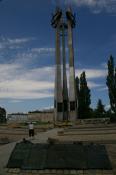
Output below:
[51,7,77,122]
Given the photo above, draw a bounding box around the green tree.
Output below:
[76,71,91,119]
[75,76,80,99]
[0,107,6,123]
[94,99,106,118]
[106,55,116,114]
[75,76,80,116]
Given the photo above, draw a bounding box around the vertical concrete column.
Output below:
[62,25,69,121]
[67,11,77,122]
[54,25,63,122]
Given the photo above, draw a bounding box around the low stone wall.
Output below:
[6,168,114,175]
[28,112,54,122]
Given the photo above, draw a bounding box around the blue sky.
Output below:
[0,0,116,113]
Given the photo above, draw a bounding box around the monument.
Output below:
[51,8,77,122]
[5,8,114,175]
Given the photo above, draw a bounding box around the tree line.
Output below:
[75,55,116,121]
[0,107,6,123]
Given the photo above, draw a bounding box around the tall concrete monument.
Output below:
[66,8,77,121]
[51,7,77,122]
[51,8,63,122]
[61,17,69,121]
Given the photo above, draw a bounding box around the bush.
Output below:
[110,114,116,123]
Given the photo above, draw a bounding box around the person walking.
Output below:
[28,122,34,138]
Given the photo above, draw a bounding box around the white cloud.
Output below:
[0,36,35,50]
[0,91,53,100]
[23,66,55,81]
[0,64,21,81]
[87,81,102,88]
[75,68,107,79]
[0,80,54,92]
[101,63,108,68]
[105,104,111,110]
[70,0,103,6]
[0,84,54,100]
[62,0,116,14]
[0,63,54,100]
[0,62,107,100]
[97,87,108,91]
[11,46,55,66]
[7,38,34,45]
[10,100,23,103]
[31,47,55,54]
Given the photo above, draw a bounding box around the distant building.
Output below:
[7,109,54,123]
[28,109,54,123]
[7,113,28,122]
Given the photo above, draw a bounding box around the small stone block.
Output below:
[24,170,32,173]
[50,169,57,174]
[8,168,14,173]
[56,170,64,174]
[38,170,45,174]
[31,170,39,173]
[85,170,97,175]
[14,168,20,173]
[64,170,70,174]
[44,169,51,173]
[77,170,83,173]
[103,170,113,174]
[70,170,77,174]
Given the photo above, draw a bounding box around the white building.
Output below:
[28,111,54,123]
[7,109,54,123]
[7,113,28,122]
